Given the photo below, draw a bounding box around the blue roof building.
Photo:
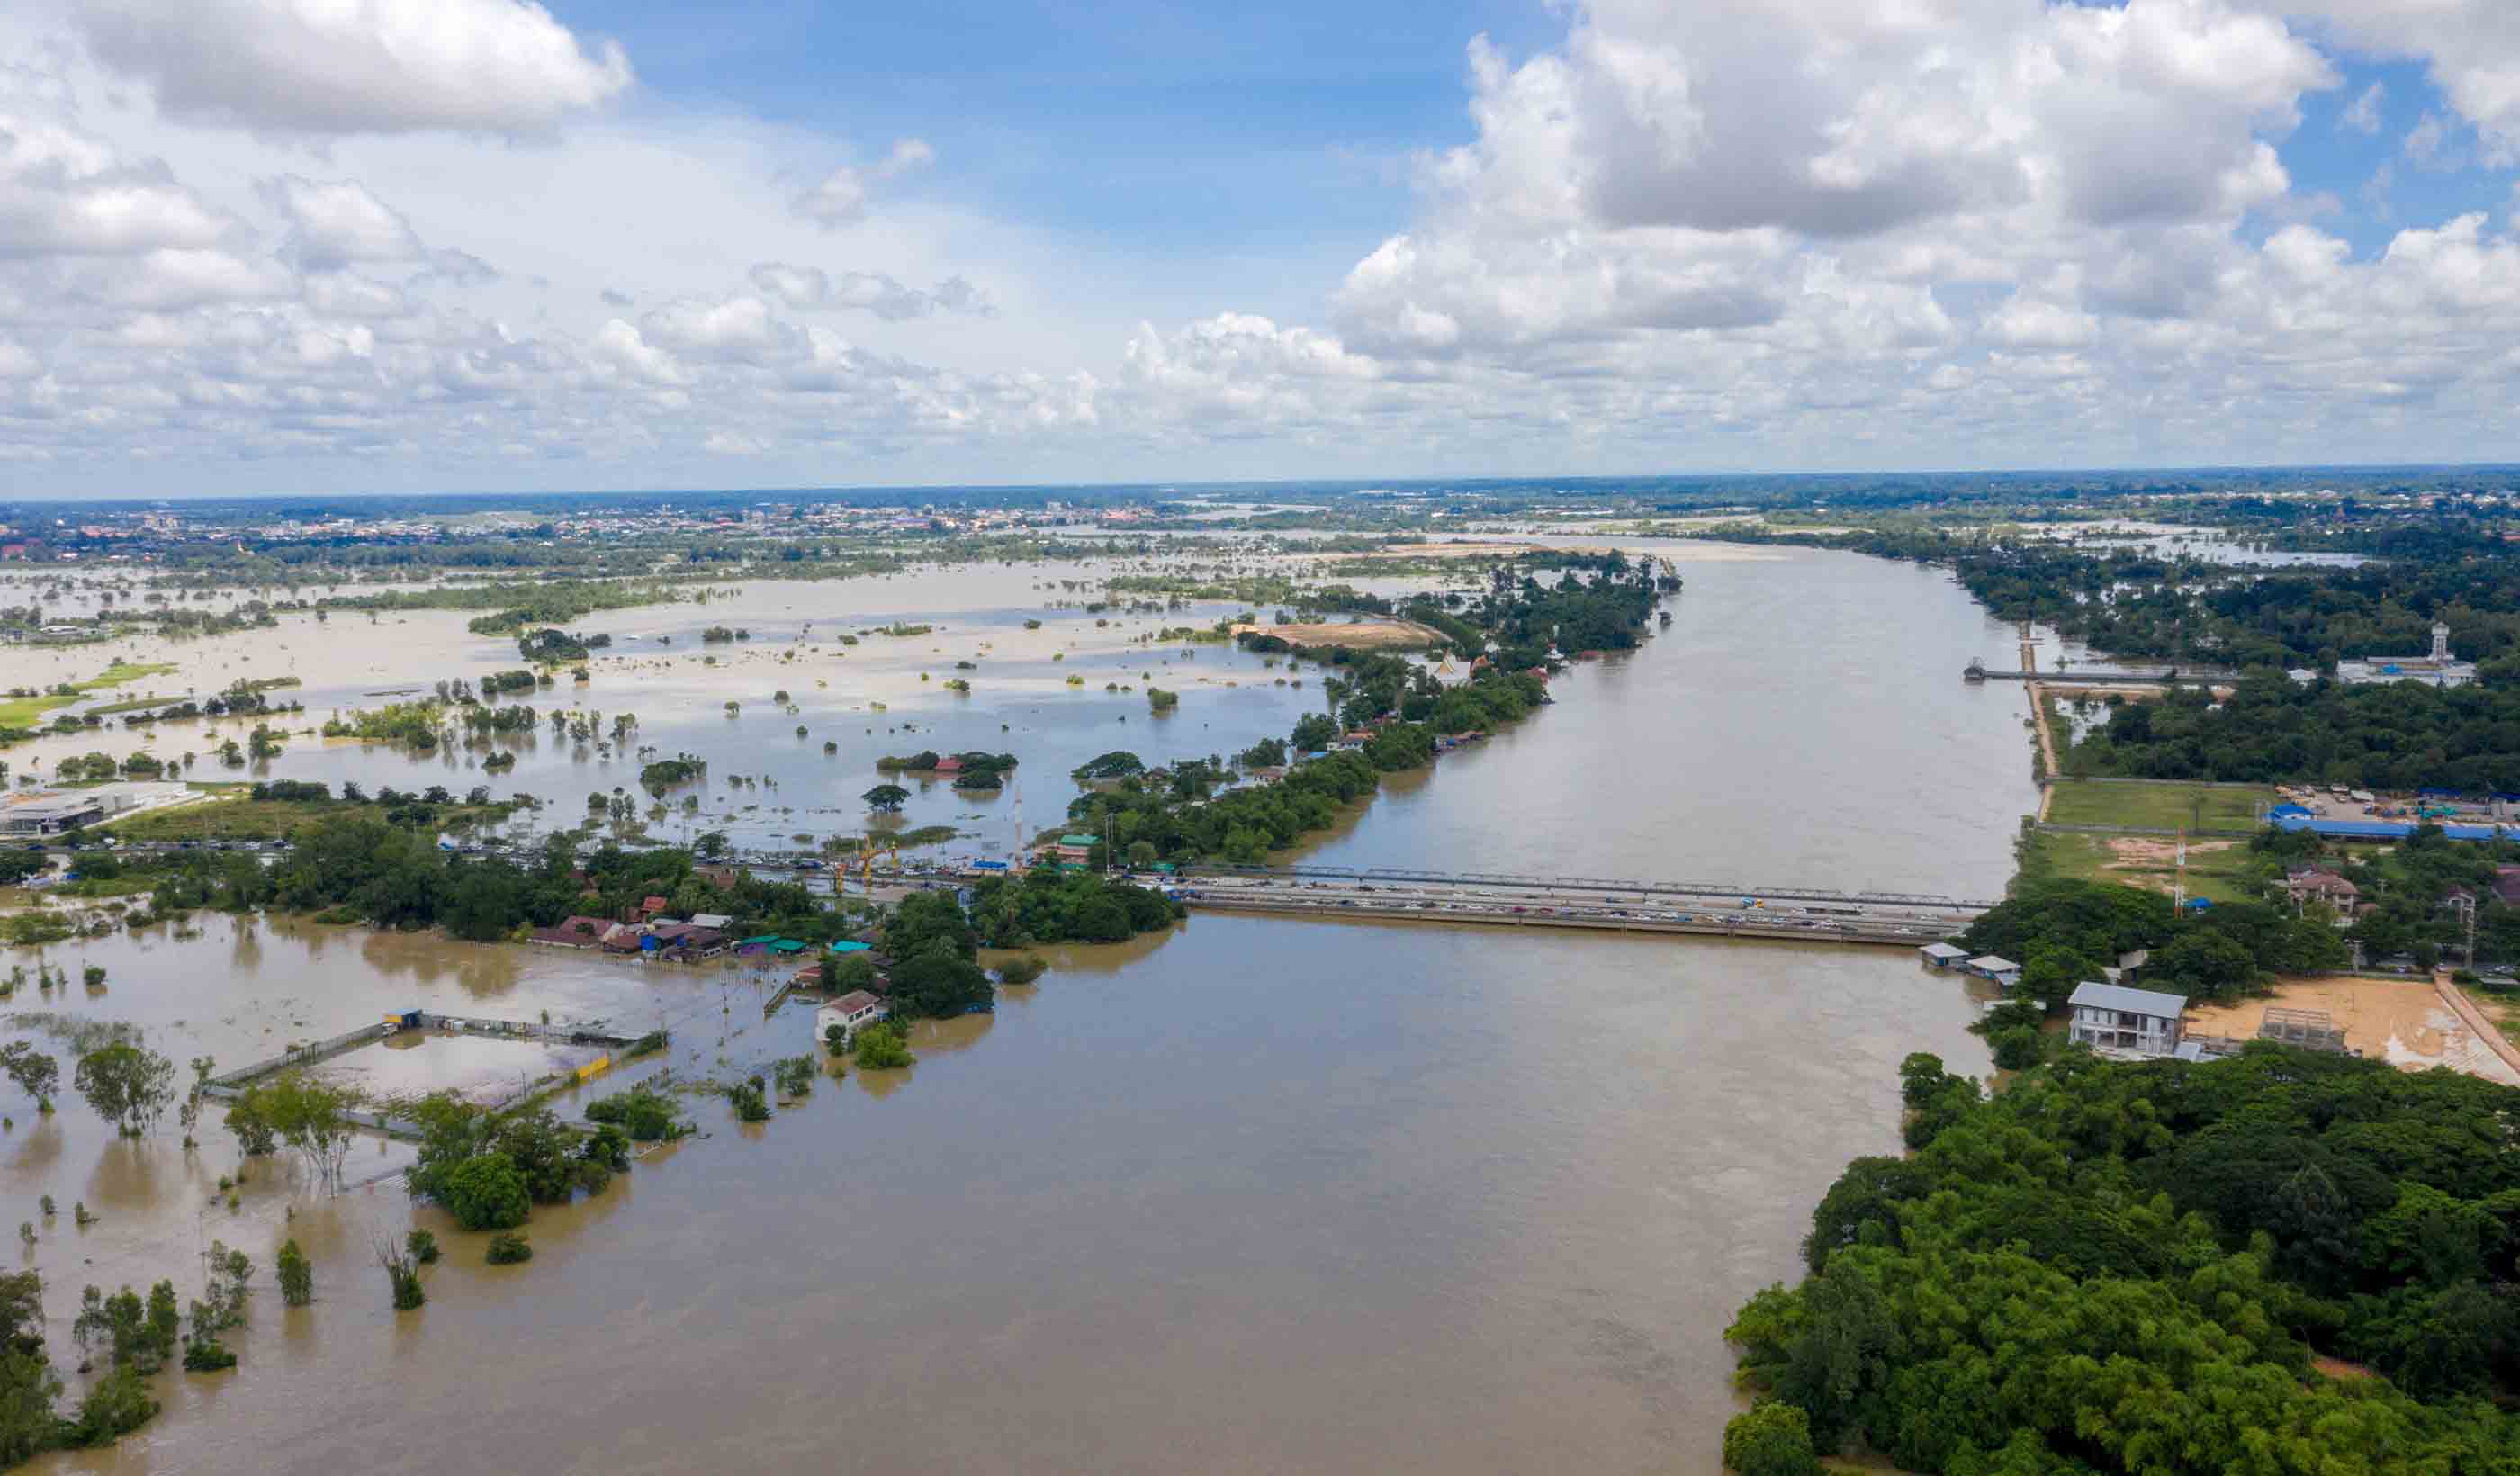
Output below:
[2273,816,2511,842]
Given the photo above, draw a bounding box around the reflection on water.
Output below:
[12,544,2031,1473]
[4,565,1371,856]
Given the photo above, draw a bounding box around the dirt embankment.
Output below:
[1228,619,1449,650]
[1351,542,1617,560]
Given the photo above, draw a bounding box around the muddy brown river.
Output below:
[7,543,2033,1473]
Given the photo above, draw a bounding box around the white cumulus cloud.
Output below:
[75,0,632,136]
[746,260,992,320]
[0,112,234,256]
[793,138,936,228]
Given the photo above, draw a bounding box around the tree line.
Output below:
[1726,1045,2520,1473]
[137,817,867,946]
[2066,671,2520,794]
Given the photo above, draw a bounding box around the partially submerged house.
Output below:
[1965,955,2021,988]
[814,990,888,1043]
[527,915,614,950]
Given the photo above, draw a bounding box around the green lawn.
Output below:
[2045,779,2274,832]
[0,661,183,728]
[2023,828,2272,904]
[105,792,517,843]
[85,692,190,717]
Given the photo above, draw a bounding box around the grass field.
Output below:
[0,661,183,728]
[2045,779,2274,832]
[105,792,515,843]
[2022,828,2270,904]
[84,692,190,717]
[85,673,307,717]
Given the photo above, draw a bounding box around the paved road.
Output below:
[1164,872,1976,945]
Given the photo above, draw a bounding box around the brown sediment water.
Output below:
[7,542,2036,1473]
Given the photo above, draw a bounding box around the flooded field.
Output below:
[8,560,1434,856]
[7,542,2036,1473]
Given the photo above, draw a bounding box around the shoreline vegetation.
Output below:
[0,664,181,745]
[20,481,2520,1471]
[1702,496,2520,1472]
[1726,1047,2520,1474]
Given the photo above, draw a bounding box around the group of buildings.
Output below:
[524,898,894,1050]
[2297,621,2482,688]
[526,904,739,961]
[0,780,191,836]
[1921,941,2353,1064]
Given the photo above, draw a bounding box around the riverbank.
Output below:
[2,539,2029,1475]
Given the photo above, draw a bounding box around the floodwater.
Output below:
[8,560,1373,856]
[7,542,2032,1474]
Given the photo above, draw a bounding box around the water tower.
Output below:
[2433,621,2452,663]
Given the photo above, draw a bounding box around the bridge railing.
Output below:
[1167,862,1994,911]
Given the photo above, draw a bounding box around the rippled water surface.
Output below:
[9,543,2033,1474]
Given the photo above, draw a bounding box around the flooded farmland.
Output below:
[7,542,2037,1473]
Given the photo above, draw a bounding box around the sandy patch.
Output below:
[2185,976,2520,1084]
[2095,836,2239,893]
[1228,618,1448,650]
[2107,837,2240,864]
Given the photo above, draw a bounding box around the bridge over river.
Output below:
[1155,864,1994,946]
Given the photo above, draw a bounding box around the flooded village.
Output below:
[5,497,2520,1473]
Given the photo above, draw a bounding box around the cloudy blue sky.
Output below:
[7,0,2520,495]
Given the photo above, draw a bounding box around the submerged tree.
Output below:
[274,1241,313,1309]
[370,1232,424,1312]
[72,1043,176,1138]
[176,1056,215,1148]
[0,1043,58,1113]
[0,1270,63,1463]
[225,1093,278,1158]
[233,1072,357,1189]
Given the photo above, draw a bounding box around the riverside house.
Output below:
[2066,981,2188,1058]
